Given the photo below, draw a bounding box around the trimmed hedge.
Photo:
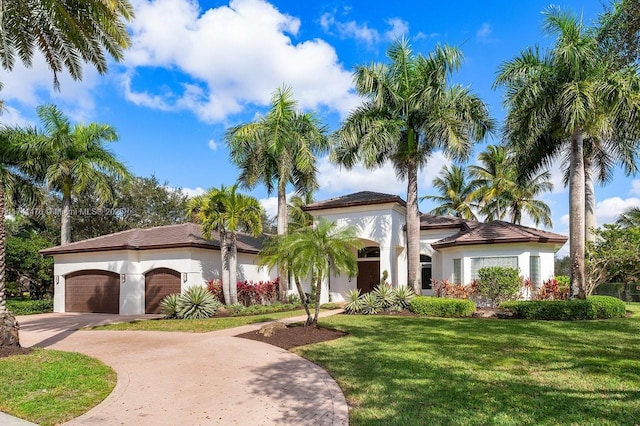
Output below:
[6,299,53,315]
[410,296,476,317]
[500,296,626,320]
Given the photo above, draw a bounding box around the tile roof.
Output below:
[303,191,405,211]
[40,222,266,256]
[420,214,476,230]
[431,220,568,249]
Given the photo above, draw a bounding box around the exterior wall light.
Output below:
[55,275,60,285]
[182,272,188,283]
[120,274,126,283]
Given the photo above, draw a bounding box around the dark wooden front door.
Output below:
[65,270,120,314]
[357,261,380,293]
[145,268,181,314]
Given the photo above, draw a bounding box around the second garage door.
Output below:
[65,270,120,314]
[145,268,182,314]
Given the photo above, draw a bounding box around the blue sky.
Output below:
[2,0,639,255]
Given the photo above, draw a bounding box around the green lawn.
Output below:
[0,349,116,426]
[298,303,640,426]
[93,309,310,332]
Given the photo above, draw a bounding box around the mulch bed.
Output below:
[237,325,347,350]
[0,346,32,359]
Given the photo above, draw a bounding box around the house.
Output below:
[43,191,567,314]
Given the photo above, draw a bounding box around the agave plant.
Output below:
[392,286,416,310]
[360,292,382,315]
[160,293,180,319]
[373,284,395,310]
[176,286,221,319]
[343,289,363,314]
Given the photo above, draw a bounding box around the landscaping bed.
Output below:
[0,346,32,358]
[237,324,346,350]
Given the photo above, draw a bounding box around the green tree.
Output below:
[258,219,360,326]
[494,7,640,298]
[616,206,640,227]
[188,185,263,304]
[421,165,478,220]
[288,192,315,231]
[226,86,329,300]
[598,0,640,66]
[332,38,493,293]
[0,0,134,89]
[19,104,131,244]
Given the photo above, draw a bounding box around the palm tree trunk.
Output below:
[406,159,421,294]
[584,159,596,243]
[569,129,586,299]
[61,189,72,245]
[311,274,322,327]
[228,232,238,305]
[0,182,21,347]
[220,231,231,305]
[276,179,289,302]
[294,276,312,325]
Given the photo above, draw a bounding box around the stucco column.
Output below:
[121,273,144,315]
[379,245,394,286]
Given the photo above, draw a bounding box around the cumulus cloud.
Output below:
[259,191,296,219]
[595,196,640,225]
[178,186,206,198]
[124,0,359,122]
[630,179,640,196]
[385,18,409,40]
[320,12,380,44]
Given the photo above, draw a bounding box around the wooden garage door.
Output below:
[145,268,181,314]
[65,270,120,314]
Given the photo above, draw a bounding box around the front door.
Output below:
[357,261,380,293]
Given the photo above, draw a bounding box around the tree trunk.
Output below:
[406,159,421,294]
[569,129,586,299]
[584,158,597,243]
[294,277,312,325]
[61,189,72,245]
[311,274,322,327]
[276,179,289,301]
[228,232,238,305]
[220,231,230,305]
[0,182,20,347]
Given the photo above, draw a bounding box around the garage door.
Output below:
[65,270,120,314]
[145,268,181,314]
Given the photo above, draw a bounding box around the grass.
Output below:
[93,309,310,332]
[0,349,116,426]
[297,303,640,426]
[7,299,53,315]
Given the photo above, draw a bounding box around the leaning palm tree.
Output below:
[421,165,478,220]
[226,86,329,300]
[20,104,131,244]
[495,7,640,298]
[332,38,494,294]
[0,0,134,89]
[258,219,360,326]
[188,185,262,305]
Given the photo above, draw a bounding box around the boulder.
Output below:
[0,312,21,347]
[258,321,286,337]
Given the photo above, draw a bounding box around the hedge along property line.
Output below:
[500,296,626,320]
[409,296,476,317]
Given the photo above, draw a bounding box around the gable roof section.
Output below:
[431,220,567,249]
[303,191,405,211]
[40,222,266,256]
[420,214,475,230]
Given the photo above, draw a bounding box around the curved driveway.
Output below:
[17,312,348,426]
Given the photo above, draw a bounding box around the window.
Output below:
[470,256,518,280]
[452,258,462,284]
[421,255,432,289]
[529,256,540,286]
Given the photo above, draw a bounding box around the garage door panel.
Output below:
[65,270,120,314]
[145,268,181,314]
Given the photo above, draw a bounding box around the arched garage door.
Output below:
[65,270,120,314]
[145,268,181,314]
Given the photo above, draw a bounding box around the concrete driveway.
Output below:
[17,313,348,426]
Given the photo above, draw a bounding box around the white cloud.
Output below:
[180,187,207,198]
[320,12,380,44]
[125,0,359,122]
[630,179,640,196]
[208,139,218,151]
[259,191,296,219]
[385,18,409,41]
[595,196,640,225]
[476,22,493,42]
[0,105,32,126]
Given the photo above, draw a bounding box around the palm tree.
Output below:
[288,192,315,231]
[188,185,263,305]
[226,86,329,300]
[617,207,640,227]
[332,38,494,293]
[0,0,134,89]
[495,7,640,298]
[258,219,360,326]
[21,104,131,245]
[421,165,478,220]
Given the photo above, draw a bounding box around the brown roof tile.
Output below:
[431,220,567,249]
[40,222,266,255]
[420,214,476,230]
[303,191,405,211]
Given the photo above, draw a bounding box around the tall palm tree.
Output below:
[421,165,478,220]
[188,185,263,305]
[332,38,494,293]
[21,104,131,245]
[226,86,329,300]
[258,219,360,326]
[495,7,640,298]
[0,0,134,89]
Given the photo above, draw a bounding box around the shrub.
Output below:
[288,293,302,305]
[343,289,363,314]
[501,296,625,320]
[555,275,570,288]
[320,303,342,310]
[6,298,53,315]
[206,279,225,303]
[432,279,476,299]
[176,286,221,319]
[160,293,180,319]
[409,296,476,317]
[237,279,278,306]
[372,284,395,309]
[360,292,382,315]
[477,267,520,304]
[392,286,416,310]
[535,278,569,300]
